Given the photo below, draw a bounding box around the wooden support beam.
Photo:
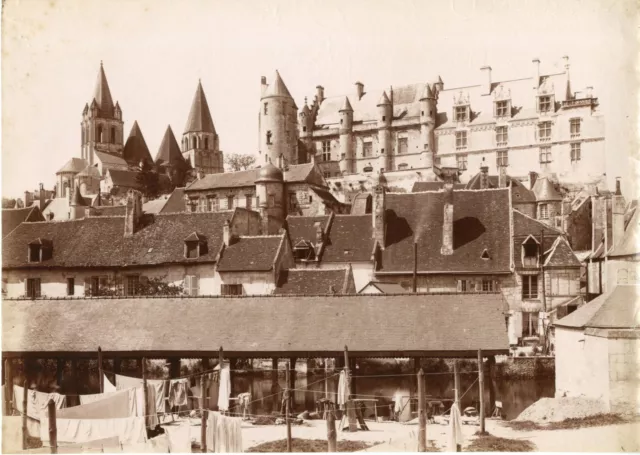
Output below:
[418,368,426,452]
[285,360,292,452]
[48,399,58,454]
[478,349,485,434]
[200,372,207,453]
[453,361,461,452]
[22,380,28,450]
[326,404,337,452]
[98,347,104,393]
[142,358,149,429]
[487,355,496,417]
[5,358,13,416]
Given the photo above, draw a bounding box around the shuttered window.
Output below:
[221,284,243,296]
[185,275,199,296]
[25,278,41,298]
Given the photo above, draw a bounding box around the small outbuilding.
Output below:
[554,284,640,414]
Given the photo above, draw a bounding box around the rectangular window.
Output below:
[495,126,508,145]
[26,278,41,298]
[266,131,272,145]
[188,199,198,213]
[263,103,268,115]
[496,150,509,167]
[323,172,331,179]
[482,279,494,292]
[571,143,581,163]
[397,137,408,155]
[28,245,40,263]
[207,197,217,212]
[539,147,552,164]
[455,131,467,149]
[245,196,252,210]
[522,275,539,299]
[538,122,552,141]
[185,241,199,259]
[397,163,408,170]
[185,275,199,296]
[322,141,331,161]
[221,284,243,296]
[227,196,234,209]
[456,154,468,170]
[198,197,207,213]
[67,277,75,296]
[495,101,508,117]
[540,203,549,219]
[570,118,581,137]
[455,106,467,122]
[126,275,139,296]
[538,96,552,113]
[363,142,373,157]
[523,312,539,337]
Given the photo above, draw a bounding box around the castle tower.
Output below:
[182,81,223,175]
[338,96,354,174]
[377,91,393,171]
[259,71,299,168]
[419,84,436,168]
[80,62,124,165]
[255,162,285,234]
[298,98,314,162]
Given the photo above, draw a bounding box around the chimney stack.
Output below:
[498,165,507,188]
[480,66,492,95]
[355,81,364,100]
[586,86,593,98]
[39,183,45,211]
[124,190,143,237]
[528,171,538,190]
[441,183,454,255]
[389,86,394,105]
[532,58,540,89]
[480,166,489,189]
[612,177,626,248]
[316,85,324,104]
[372,185,386,249]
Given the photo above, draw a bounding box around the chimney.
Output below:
[480,166,489,189]
[39,183,45,211]
[532,58,540,89]
[498,165,507,188]
[480,66,492,95]
[440,183,454,256]
[586,86,593,98]
[528,171,538,190]
[412,241,418,293]
[355,81,364,100]
[372,185,386,248]
[24,191,31,207]
[277,153,284,170]
[124,190,143,237]
[197,170,204,180]
[612,177,625,247]
[316,85,324,104]
[389,86,394,105]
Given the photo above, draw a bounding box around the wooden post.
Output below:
[326,404,337,452]
[324,358,329,401]
[417,369,426,452]
[289,357,297,411]
[22,380,28,450]
[142,358,149,429]
[478,349,485,434]
[98,347,104,393]
[5,358,13,416]
[285,360,292,453]
[48,399,57,454]
[453,361,461,452]
[349,358,357,397]
[201,372,207,453]
[344,346,356,432]
[487,356,496,416]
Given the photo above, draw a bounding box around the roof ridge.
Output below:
[513,209,564,234]
[287,268,349,272]
[237,234,283,239]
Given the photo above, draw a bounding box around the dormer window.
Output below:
[538,95,552,113]
[184,232,208,259]
[495,100,509,118]
[455,106,468,122]
[28,238,52,263]
[521,235,539,267]
[453,91,470,123]
[293,240,315,261]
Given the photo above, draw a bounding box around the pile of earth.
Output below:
[514,397,607,423]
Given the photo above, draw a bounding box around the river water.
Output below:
[231,373,555,421]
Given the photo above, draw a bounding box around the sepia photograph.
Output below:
[1,0,639,452]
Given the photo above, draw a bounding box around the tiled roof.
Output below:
[286,215,331,244]
[555,285,640,329]
[2,206,44,238]
[532,177,562,201]
[412,182,465,192]
[122,121,153,165]
[106,169,141,189]
[76,164,101,179]
[609,207,639,257]
[89,205,127,217]
[275,269,354,295]
[513,210,563,237]
[217,234,284,272]
[322,215,374,263]
[2,211,234,269]
[543,236,581,267]
[360,281,408,294]
[155,126,189,169]
[91,63,115,116]
[310,187,340,205]
[160,188,186,213]
[184,81,216,134]
[186,163,318,191]
[56,158,88,174]
[143,196,170,214]
[94,151,128,168]
[2,293,510,355]
[464,173,536,203]
[379,189,511,273]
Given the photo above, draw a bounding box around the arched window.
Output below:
[81,128,85,145]
[266,131,272,145]
[111,127,116,143]
[97,125,103,142]
[204,137,209,149]
[192,137,197,149]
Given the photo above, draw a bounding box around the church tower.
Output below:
[182,80,223,175]
[80,62,124,165]
[259,71,299,168]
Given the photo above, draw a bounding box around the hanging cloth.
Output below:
[115,374,143,391]
[104,375,117,392]
[448,402,465,452]
[337,370,349,409]
[39,416,147,445]
[208,411,244,453]
[217,364,231,412]
[169,378,189,408]
[165,423,192,453]
[13,384,67,419]
[2,416,24,453]
[58,388,135,419]
[115,374,166,415]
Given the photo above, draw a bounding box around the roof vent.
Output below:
[481,249,490,260]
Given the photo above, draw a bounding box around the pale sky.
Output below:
[1,0,638,199]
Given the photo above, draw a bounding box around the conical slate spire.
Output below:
[122,121,153,165]
[419,84,434,100]
[92,62,115,115]
[377,91,391,106]
[339,96,353,112]
[262,70,293,99]
[184,80,216,134]
[155,126,189,169]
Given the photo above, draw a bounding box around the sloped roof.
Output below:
[532,177,562,201]
[71,185,87,206]
[412,182,465,192]
[217,234,284,272]
[609,207,639,257]
[92,63,115,116]
[555,285,640,329]
[2,211,235,269]
[88,205,127,217]
[106,169,141,189]
[2,206,45,238]
[57,158,88,174]
[286,215,331,244]
[543,236,581,267]
[379,189,511,273]
[310,187,341,205]
[2,293,510,355]
[465,172,536,203]
[513,210,563,237]
[94,151,128,168]
[155,126,189,169]
[360,281,408,294]
[262,71,294,100]
[184,81,216,134]
[160,188,186,213]
[275,269,353,295]
[350,193,372,215]
[322,215,374,263]
[143,196,170,215]
[76,164,101,179]
[122,121,153,165]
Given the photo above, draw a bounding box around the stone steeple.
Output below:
[92,61,115,117]
[122,121,153,166]
[184,80,216,134]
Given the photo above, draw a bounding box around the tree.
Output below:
[86,275,184,297]
[136,160,160,199]
[2,198,17,208]
[225,153,256,172]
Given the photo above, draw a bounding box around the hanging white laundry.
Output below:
[207,411,244,453]
[165,423,192,453]
[448,402,465,452]
[59,388,135,419]
[2,416,24,453]
[217,364,231,412]
[104,375,117,392]
[115,374,166,415]
[13,384,67,419]
[39,416,147,445]
[337,370,349,409]
[115,374,143,391]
